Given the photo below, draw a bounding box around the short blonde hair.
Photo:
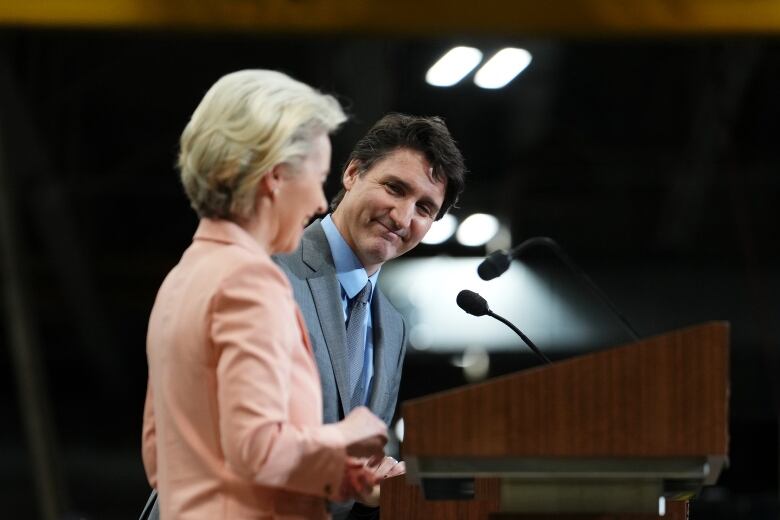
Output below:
[178,69,347,220]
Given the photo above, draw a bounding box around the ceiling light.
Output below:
[421,214,458,244]
[426,46,483,87]
[474,47,532,89]
[456,213,500,247]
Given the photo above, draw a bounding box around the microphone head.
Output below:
[456,290,490,317]
[477,250,512,280]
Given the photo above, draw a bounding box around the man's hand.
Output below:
[370,456,405,479]
[354,456,407,507]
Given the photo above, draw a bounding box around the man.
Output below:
[140,113,466,520]
[275,113,466,519]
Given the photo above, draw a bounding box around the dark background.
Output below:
[0,19,778,520]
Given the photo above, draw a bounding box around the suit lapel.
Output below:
[369,290,403,417]
[301,222,353,417]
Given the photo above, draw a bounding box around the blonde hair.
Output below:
[178,69,346,220]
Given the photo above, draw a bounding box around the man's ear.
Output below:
[342,160,361,190]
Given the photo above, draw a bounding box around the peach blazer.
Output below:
[142,218,348,519]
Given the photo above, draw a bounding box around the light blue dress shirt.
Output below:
[320,214,379,407]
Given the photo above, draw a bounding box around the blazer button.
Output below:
[324,483,332,495]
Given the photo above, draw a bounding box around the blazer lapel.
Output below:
[369,290,403,418]
[301,222,353,417]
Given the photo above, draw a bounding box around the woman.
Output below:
[141,70,387,519]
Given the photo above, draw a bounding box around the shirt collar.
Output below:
[321,214,379,301]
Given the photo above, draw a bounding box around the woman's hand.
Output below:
[336,406,388,459]
[334,458,380,502]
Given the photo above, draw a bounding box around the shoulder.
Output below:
[273,245,303,274]
[217,248,293,302]
[274,220,333,279]
[273,244,311,287]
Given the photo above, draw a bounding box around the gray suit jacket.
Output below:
[141,221,406,520]
[276,220,407,520]
[275,219,407,426]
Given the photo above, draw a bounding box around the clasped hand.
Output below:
[338,455,406,506]
[334,407,406,505]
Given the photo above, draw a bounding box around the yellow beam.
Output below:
[1,0,780,35]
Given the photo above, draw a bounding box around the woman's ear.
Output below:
[258,165,284,198]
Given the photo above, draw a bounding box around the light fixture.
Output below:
[456,213,500,247]
[394,418,405,443]
[474,47,532,89]
[426,46,483,87]
[421,214,458,244]
[451,346,490,382]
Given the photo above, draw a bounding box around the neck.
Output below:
[241,196,278,253]
[330,210,380,276]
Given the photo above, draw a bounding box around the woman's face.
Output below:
[272,132,332,253]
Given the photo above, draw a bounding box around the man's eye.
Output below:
[385,183,401,194]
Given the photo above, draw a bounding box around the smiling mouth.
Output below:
[376,220,404,242]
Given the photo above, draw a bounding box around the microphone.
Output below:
[456,290,489,316]
[477,237,640,342]
[476,251,511,281]
[456,290,552,365]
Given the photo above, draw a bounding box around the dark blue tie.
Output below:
[346,280,371,411]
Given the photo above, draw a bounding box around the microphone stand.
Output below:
[509,237,640,342]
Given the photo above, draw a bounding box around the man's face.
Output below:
[332,148,447,275]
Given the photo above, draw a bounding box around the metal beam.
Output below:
[2,0,780,35]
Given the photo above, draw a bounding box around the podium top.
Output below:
[402,322,729,459]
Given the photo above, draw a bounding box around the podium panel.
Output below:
[381,475,689,519]
[391,322,729,517]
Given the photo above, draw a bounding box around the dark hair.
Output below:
[330,113,466,219]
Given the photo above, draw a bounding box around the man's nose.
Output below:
[389,199,414,230]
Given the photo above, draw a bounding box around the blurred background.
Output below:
[1,1,778,518]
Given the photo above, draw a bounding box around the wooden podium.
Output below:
[382,322,729,519]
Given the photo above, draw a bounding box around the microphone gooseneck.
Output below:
[489,311,552,364]
[455,290,552,365]
[477,237,640,342]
